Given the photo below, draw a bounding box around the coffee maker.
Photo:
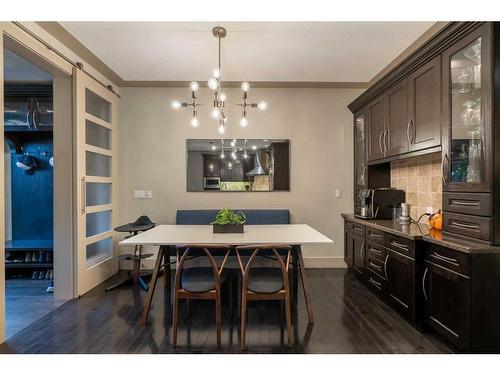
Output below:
[356,188,405,219]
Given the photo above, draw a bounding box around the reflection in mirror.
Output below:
[187,139,290,192]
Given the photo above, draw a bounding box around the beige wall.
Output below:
[119,87,362,267]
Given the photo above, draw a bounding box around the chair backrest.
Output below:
[235,244,291,288]
[176,209,290,225]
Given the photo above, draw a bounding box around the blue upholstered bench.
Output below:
[176,209,290,225]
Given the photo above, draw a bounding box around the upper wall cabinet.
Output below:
[367,97,385,161]
[354,111,367,190]
[384,79,409,157]
[441,24,492,193]
[407,56,442,152]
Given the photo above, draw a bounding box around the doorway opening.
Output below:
[3,39,73,338]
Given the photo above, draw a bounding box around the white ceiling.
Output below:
[60,22,434,82]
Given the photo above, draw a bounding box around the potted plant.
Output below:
[211,208,246,233]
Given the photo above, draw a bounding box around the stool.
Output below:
[105,216,155,292]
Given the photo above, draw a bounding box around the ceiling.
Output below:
[3,48,53,82]
[60,22,435,83]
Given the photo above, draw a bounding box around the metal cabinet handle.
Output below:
[369,277,382,289]
[422,267,429,301]
[384,254,389,281]
[32,111,38,128]
[378,131,384,155]
[369,246,382,255]
[368,260,381,271]
[451,220,479,230]
[390,240,409,251]
[430,252,459,264]
[450,200,479,207]
[369,231,382,238]
[360,242,365,260]
[81,177,86,214]
[384,129,389,154]
[406,120,412,146]
[442,153,449,184]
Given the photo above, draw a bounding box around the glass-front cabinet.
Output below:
[354,112,367,215]
[442,24,492,192]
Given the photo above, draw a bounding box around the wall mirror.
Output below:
[187,139,290,192]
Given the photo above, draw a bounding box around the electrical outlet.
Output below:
[146,190,152,199]
[335,189,342,198]
[426,206,434,215]
[134,190,146,199]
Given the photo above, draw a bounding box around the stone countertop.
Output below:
[341,213,500,254]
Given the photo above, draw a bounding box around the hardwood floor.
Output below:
[0,269,453,354]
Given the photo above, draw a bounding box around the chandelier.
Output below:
[171,26,267,134]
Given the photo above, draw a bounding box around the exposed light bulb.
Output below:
[171,100,181,109]
[231,151,236,159]
[220,152,225,159]
[251,145,257,150]
[189,81,199,92]
[211,144,217,151]
[213,69,220,78]
[243,152,248,159]
[219,92,227,102]
[218,124,225,134]
[240,117,248,127]
[211,108,221,119]
[190,117,199,127]
[228,162,233,169]
[207,77,218,91]
[241,81,250,92]
[230,139,236,147]
[257,101,268,110]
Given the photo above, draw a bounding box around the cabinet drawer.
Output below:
[352,223,366,236]
[443,193,492,217]
[443,212,493,243]
[366,240,386,261]
[365,269,387,295]
[366,253,387,279]
[385,233,414,258]
[366,227,385,244]
[424,244,471,276]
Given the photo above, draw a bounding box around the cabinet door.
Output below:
[352,234,365,275]
[32,96,53,128]
[386,249,415,320]
[384,79,409,156]
[344,228,353,268]
[204,155,220,177]
[4,95,31,128]
[408,56,441,152]
[442,24,492,192]
[354,112,367,189]
[367,97,385,161]
[422,261,470,350]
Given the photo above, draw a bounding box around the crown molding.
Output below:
[120,80,369,89]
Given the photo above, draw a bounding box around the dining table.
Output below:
[119,224,333,325]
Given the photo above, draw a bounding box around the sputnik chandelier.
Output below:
[171,26,267,134]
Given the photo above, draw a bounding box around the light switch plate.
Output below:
[335,189,342,198]
[134,190,146,199]
[146,190,152,199]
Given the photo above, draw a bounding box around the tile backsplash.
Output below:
[390,152,442,219]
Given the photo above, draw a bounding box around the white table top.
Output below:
[119,224,333,246]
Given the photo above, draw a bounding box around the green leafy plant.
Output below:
[211,208,246,225]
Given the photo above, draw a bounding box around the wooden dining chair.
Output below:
[235,244,293,350]
[172,244,232,348]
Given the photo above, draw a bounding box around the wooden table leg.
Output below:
[291,245,299,307]
[140,245,165,325]
[163,245,171,289]
[297,246,314,324]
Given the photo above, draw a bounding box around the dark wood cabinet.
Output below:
[367,97,385,161]
[407,56,442,152]
[354,111,367,190]
[422,260,470,350]
[384,79,409,157]
[203,154,220,177]
[344,224,354,268]
[386,248,415,320]
[352,234,365,275]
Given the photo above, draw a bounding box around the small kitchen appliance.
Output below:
[356,188,405,219]
[400,203,411,223]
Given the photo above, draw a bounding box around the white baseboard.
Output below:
[121,256,347,270]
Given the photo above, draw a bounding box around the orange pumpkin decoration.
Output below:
[428,227,443,240]
[428,210,443,231]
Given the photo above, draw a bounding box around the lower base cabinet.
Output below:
[386,249,416,321]
[352,234,365,275]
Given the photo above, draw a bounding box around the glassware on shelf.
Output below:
[464,42,481,64]
[460,99,481,128]
[467,130,482,183]
[456,66,474,93]
[473,64,481,89]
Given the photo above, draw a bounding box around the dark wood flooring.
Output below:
[0,269,453,354]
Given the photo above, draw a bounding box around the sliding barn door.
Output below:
[74,68,119,296]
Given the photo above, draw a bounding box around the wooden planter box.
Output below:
[212,223,244,233]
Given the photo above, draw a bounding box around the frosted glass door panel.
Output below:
[86,210,112,237]
[85,88,111,122]
[86,151,111,177]
[86,237,112,267]
[86,182,111,206]
[86,120,111,150]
